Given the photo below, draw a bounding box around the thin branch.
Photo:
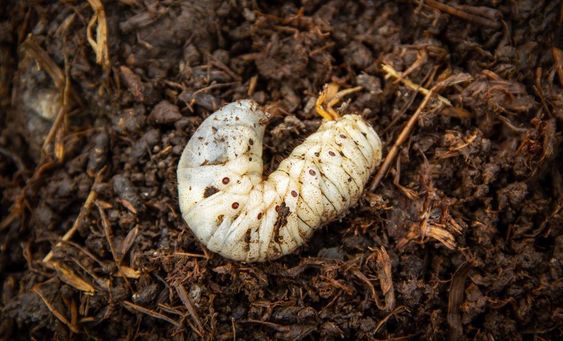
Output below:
[122,301,181,327]
[381,63,451,106]
[369,86,439,191]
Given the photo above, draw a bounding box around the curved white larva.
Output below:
[177,100,382,262]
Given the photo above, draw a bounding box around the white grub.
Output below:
[177,100,382,262]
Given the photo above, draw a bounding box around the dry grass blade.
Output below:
[0,161,57,231]
[175,283,205,336]
[447,262,471,339]
[86,0,110,71]
[173,251,208,259]
[120,226,139,259]
[351,269,386,310]
[21,35,83,106]
[553,47,563,85]
[117,266,141,279]
[21,35,65,88]
[381,63,451,106]
[375,247,395,310]
[96,200,139,285]
[33,284,80,333]
[370,67,472,191]
[96,200,120,264]
[43,169,104,264]
[122,301,180,327]
[247,75,258,96]
[43,57,73,159]
[51,261,95,295]
[369,86,437,191]
[375,306,408,334]
[420,0,500,28]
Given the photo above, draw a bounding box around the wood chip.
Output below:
[51,261,95,295]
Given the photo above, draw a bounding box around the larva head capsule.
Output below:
[177,98,382,262]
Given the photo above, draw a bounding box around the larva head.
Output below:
[178,100,266,169]
[177,100,267,248]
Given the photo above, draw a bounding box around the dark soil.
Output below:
[1,1,562,340]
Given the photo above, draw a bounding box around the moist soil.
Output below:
[1,1,562,340]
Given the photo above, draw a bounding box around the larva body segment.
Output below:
[177,100,382,262]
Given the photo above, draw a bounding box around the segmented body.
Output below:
[177,100,382,262]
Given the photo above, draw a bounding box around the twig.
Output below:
[392,50,428,84]
[247,75,258,96]
[96,201,120,264]
[86,0,110,71]
[95,199,137,289]
[193,82,237,96]
[421,0,500,29]
[33,283,79,333]
[0,161,56,231]
[375,306,408,334]
[381,63,451,106]
[43,169,104,263]
[351,268,386,310]
[173,252,208,258]
[174,283,205,336]
[122,301,181,327]
[369,85,439,191]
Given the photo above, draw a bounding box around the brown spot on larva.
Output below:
[203,186,219,198]
[309,169,316,176]
[339,134,347,139]
[212,127,217,133]
[329,151,336,156]
[235,116,240,121]
[243,229,251,252]
[189,186,192,190]
[315,152,320,157]
[197,136,204,140]
[257,212,263,219]
[249,138,254,145]
[232,202,239,209]
[291,190,298,197]
[273,202,290,243]
[216,214,224,225]
[249,157,253,161]
[222,177,230,184]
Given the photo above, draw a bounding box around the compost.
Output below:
[0,1,561,339]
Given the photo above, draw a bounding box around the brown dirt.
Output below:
[1,1,562,340]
